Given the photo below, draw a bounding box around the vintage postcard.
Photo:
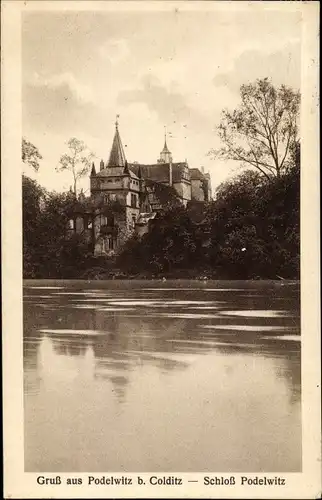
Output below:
[2,1,321,498]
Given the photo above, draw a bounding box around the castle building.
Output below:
[73,120,212,255]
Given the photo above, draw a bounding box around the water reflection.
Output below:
[23,280,301,472]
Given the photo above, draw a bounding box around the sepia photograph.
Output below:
[2,1,320,498]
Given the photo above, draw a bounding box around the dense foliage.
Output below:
[23,176,94,278]
[22,138,43,172]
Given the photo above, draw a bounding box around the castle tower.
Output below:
[108,117,126,167]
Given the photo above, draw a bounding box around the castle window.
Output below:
[131,193,137,208]
[107,237,114,250]
[110,194,116,201]
[84,217,92,230]
[100,215,107,225]
[69,219,75,230]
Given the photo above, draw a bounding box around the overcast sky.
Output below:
[22,4,301,193]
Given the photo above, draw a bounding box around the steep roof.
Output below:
[129,163,170,183]
[107,122,126,167]
[189,167,204,180]
[129,162,190,184]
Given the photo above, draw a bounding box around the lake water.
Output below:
[23,280,301,472]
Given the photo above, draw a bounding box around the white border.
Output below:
[2,1,321,498]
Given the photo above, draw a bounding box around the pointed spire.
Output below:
[108,116,126,167]
[162,125,170,153]
[159,126,172,163]
[91,162,96,176]
[100,159,104,171]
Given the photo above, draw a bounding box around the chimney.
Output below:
[201,166,205,174]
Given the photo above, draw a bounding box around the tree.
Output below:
[22,175,47,276]
[56,138,94,195]
[210,78,300,179]
[22,179,93,278]
[205,164,300,279]
[22,138,43,172]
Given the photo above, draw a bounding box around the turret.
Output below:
[108,117,127,167]
[91,162,96,176]
[159,127,172,163]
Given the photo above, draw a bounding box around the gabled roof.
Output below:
[107,122,126,167]
[129,163,170,183]
[129,162,190,184]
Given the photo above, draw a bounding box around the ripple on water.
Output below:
[153,313,222,319]
[39,329,107,336]
[25,295,53,299]
[97,307,136,312]
[26,286,65,290]
[204,288,249,292]
[106,300,217,306]
[219,310,292,318]
[53,292,112,296]
[142,288,203,291]
[200,325,297,331]
[262,335,301,342]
